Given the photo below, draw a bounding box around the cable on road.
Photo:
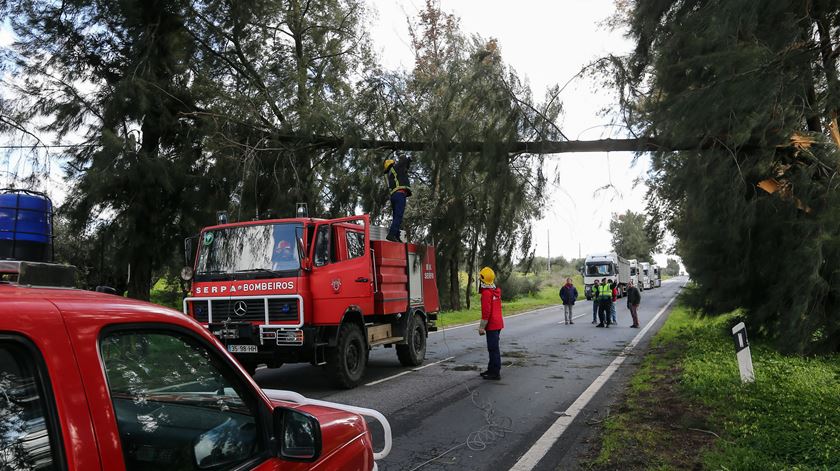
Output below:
[407,384,515,471]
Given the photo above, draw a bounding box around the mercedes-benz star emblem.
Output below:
[233,301,248,317]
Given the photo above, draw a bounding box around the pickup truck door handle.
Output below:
[355,277,370,283]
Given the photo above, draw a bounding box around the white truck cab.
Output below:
[583,252,631,299]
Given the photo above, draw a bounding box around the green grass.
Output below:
[589,303,840,470]
[437,274,583,328]
[150,277,183,310]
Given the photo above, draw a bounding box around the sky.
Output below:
[1,2,676,266]
[368,0,667,264]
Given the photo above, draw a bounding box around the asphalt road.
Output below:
[255,278,685,471]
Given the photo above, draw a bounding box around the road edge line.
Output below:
[508,292,679,471]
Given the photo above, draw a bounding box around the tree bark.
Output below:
[449,245,461,311]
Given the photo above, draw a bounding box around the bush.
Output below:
[498,274,542,301]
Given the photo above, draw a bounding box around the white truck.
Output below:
[651,264,662,288]
[583,252,631,299]
[628,259,640,289]
[640,262,653,289]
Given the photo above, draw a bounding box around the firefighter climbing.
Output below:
[384,153,412,242]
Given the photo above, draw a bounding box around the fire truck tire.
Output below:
[327,323,367,389]
[397,313,427,367]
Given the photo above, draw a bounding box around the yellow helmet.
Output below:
[479,267,496,285]
[383,159,395,172]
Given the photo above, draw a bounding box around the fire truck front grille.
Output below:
[189,298,299,324]
[267,299,298,322]
[191,300,210,323]
[211,299,267,322]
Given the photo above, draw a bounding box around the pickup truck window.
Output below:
[100,331,264,471]
[0,340,59,470]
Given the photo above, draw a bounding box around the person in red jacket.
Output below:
[478,266,504,380]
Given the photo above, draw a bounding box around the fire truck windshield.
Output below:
[196,223,302,279]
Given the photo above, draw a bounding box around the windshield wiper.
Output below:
[234,268,284,277]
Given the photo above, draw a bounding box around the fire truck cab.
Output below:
[183,214,439,389]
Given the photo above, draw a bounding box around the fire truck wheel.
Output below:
[397,313,427,367]
[328,323,367,389]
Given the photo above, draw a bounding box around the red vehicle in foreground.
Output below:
[0,260,391,470]
[181,214,440,388]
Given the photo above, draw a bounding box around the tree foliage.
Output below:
[617,0,840,353]
[664,257,680,277]
[1,0,559,312]
[609,210,658,261]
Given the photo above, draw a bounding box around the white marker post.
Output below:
[731,322,755,383]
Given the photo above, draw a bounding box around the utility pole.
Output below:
[547,229,551,273]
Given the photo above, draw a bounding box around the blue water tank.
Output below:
[0,189,54,262]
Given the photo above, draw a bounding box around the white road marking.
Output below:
[365,371,412,386]
[412,356,456,371]
[508,292,680,471]
[365,356,456,386]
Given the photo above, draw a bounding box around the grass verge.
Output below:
[582,303,840,470]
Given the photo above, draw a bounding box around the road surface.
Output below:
[256,278,685,470]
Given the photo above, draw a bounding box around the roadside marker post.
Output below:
[731,321,755,383]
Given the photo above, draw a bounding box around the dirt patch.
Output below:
[576,341,717,470]
[447,364,480,372]
[502,349,535,367]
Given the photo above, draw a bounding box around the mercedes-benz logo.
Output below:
[233,301,248,317]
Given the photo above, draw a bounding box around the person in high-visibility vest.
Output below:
[383,154,413,242]
[596,277,612,328]
[590,279,601,324]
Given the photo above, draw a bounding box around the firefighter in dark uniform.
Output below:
[384,154,412,242]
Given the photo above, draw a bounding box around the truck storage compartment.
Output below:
[371,241,440,315]
[372,240,408,315]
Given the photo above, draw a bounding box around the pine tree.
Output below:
[618,0,840,352]
[609,210,659,261]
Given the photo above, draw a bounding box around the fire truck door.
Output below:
[309,223,374,324]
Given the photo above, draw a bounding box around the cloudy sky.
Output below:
[368,0,661,262]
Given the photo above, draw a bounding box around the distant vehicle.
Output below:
[640,262,653,289]
[651,264,662,287]
[0,260,390,470]
[628,259,640,289]
[582,252,631,299]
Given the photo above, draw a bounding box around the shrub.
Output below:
[498,274,542,300]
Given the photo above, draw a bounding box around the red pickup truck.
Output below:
[0,260,390,470]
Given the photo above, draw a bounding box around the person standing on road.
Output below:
[383,154,412,242]
[626,280,641,328]
[596,277,612,328]
[478,267,504,380]
[591,279,601,324]
[609,279,618,325]
[559,278,578,325]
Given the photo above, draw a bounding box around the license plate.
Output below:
[228,344,257,353]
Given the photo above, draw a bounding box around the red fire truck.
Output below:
[182,214,440,388]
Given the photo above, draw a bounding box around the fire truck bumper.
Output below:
[209,322,321,364]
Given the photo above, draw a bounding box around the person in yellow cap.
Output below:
[478,266,504,380]
[383,153,412,242]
